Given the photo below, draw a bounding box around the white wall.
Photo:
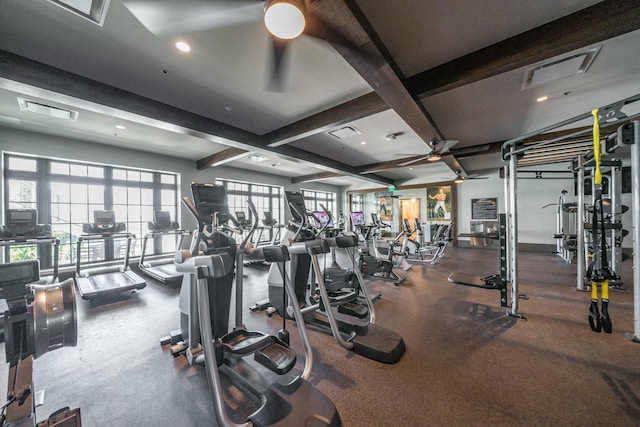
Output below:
[456,169,573,246]
[0,126,343,231]
[346,164,630,248]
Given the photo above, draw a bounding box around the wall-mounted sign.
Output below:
[471,198,498,220]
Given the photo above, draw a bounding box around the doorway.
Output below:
[399,198,420,238]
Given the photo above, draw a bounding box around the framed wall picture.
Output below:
[426,186,452,221]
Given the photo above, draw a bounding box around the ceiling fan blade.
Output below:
[303,11,383,69]
[398,155,431,167]
[123,0,262,36]
[266,36,290,92]
[436,140,459,153]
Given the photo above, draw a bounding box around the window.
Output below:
[215,179,283,243]
[350,194,364,214]
[302,189,337,217]
[3,153,179,267]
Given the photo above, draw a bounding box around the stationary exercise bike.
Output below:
[395,219,452,265]
[350,212,406,286]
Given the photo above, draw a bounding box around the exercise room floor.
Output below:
[2,246,639,426]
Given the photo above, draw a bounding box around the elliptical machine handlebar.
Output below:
[241,199,260,250]
[288,202,310,241]
[316,203,332,236]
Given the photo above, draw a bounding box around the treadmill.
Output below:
[0,208,60,284]
[138,211,189,285]
[75,210,146,300]
[1,208,61,337]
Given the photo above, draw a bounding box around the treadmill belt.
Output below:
[76,271,146,300]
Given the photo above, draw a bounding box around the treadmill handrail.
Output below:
[75,233,135,276]
[139,229,190,267]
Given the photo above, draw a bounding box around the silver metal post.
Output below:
[610,161,622,277]
[503,166,511,281]
[629,125,640,341]
[508,152,519,317]
[577,156,586,291]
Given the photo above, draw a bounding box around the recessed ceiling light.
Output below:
[537,96,549,102]
[175,41,191,53]
[409,167,413,170]
[224,106,233,111]
[115,125,126,130]
[361,141,366,145]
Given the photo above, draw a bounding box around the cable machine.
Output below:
[501,93,640,338]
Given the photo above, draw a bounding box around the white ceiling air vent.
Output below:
[522,47,601,90]
[17,98,79,122]
[46,0,111,26]
[328,125,362,140]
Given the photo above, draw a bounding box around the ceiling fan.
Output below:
[393,139,459,167]
[122,0,370,91]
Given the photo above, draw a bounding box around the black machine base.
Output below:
[350,324,405,364]
[448,272,509,308]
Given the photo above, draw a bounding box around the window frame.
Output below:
[3,152,179,268]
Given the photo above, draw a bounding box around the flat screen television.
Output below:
[312,211,333,228]
[350,211,365,226]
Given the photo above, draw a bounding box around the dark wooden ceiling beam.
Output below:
[196,147,249,170]
[312,0,441,145]
[291,171,343,184]
[406,1,640,99]
[0,49,393,185]
[358,155,426,174]
[265,91,386,147]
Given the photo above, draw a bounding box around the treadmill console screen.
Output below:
[4,209,38,235]
[9,209,37,222]
[312,211,333,228]
[285,191,307,223]
[94,210,116,229]
[192,183,230,224]
[350,211,365,226]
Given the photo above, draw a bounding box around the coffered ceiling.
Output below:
[0,0,639,189]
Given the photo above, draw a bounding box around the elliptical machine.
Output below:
[266,191,405,364]
[162,182,341,426]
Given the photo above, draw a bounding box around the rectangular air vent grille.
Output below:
[327,126,362,140]
[47,0,111,26]
[17,98,79,122]
[522,47,601,90]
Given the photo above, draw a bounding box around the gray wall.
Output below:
[0,126,343,231]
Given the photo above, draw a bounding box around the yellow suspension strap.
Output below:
[587,108,612,333]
